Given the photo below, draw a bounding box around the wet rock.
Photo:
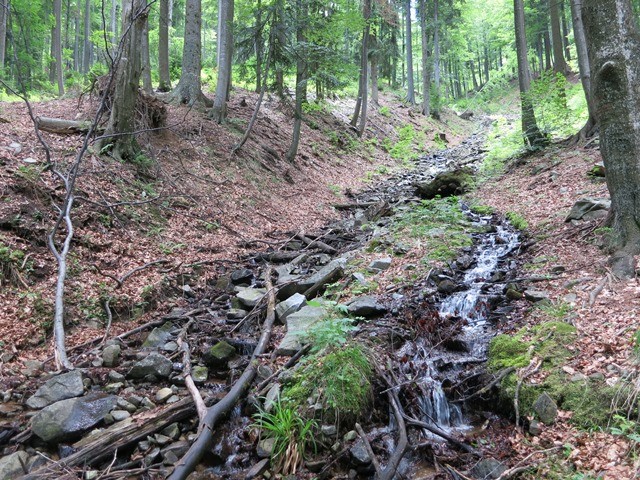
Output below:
[275,304,328,355]
[237,288,267,308]
[470,458,507,479]
[264,384,280,413]
[192,366,209,383]
[368,257,392,272]
[533,392,558,425]
[346,296,387,318]
[0,451,30,478]
[161,422,181,440]
[437,279,457,294]
[257,437,276,458]
[275,293,307,322]
[143,323,175,348]
[102,344,121,367]
[116,398,137,413]
[128,353,172,379]
[31,393,117,442]
[349,439,371,466]
[565,198,610,222]
[231,269,253,285]
[204,341,236,368]
[524,289,550,302]
[415,168,472,199]
[245,458,269,479]
[26,370,84,409]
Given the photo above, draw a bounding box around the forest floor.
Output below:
[1,85,639,479]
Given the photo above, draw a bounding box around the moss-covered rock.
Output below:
[204,341,236,368]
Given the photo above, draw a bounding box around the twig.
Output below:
[494,446,561,480]
[177,319,207,425]
[589,273,611,307]
[514,358,542,432]
[355,423,382,477]
[453,367,515,403]
[256,343,311,395]
[378,391,408,480]
[101,298,113,344]
[402,414,481,456]
[295,233,337,254]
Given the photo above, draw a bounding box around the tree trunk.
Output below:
[254,0,263,93]
[550,0,569,74]
[53,0,64,96]
[171,0,211,107]
[560,0,571,61]
[405,0,415,104]
[357,0,371,137]
[370,30,379,107]
[514,0,546,147]
[141,16,152,93]
[286,0,308,160]
[111,0,118,45]
[158,0,171,91]
[543,28,552,70]
[211,0,234,122]
[100,0,148,161]
[74,3,80,71]
[351,0,370,130]
[433,0,441,117]
[0,0,7,70]
[582,0,640,277]
[569,0,596,139]
[419,0,431,116]
[83,0,91,73]
[273,0,285,98]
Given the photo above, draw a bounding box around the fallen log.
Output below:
[295,233,337,254]
[36,117,104,135]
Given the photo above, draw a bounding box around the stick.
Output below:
[378,391,408,480]
[514,359,542,432]
[355,423,382,477]
[295,233,337,254]
[402,414,481,456]
[454,367,515,403]
[177,319,207,425]
[167,269,277,480]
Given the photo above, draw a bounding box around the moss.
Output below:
[488,334,531,370]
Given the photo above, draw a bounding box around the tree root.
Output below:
[454,366,515,403]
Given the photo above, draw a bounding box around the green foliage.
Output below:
[252,400,317,474]
[379,106,391,117]
[536,300,572,321]
[0,241,30,287]
[482,117,524,175]
[488,334,531,370]
[470,204,494,215]
[384,124,417,163]
[506,211,528,230]
[302,316,358,352]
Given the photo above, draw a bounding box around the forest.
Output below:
[1,0,640,479]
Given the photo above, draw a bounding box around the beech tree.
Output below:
[0,0,7,70]
[582,0,640,277]
[404,0,415,104]
[210,0,234,122]
[158,0,171,91]
[549,0,568,74]
[570,0,596,140]
[53,0,64,96]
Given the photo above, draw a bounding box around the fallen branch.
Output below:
[402,414,481,456]
[454,367,515,403]
[332,201,380,210]
[378,391,408,480]
[589,273,612,307]
[167,269,277,480]
[256,343,311,395]
[495,446,561,480]
[514,358,542,432]
[355,422,382,478]
[94,259,170,289]
[295,233,337,254]
[35,116,104,134]
[178,319,207,425]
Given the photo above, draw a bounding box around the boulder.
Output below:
[26,370,85,409]
[350,439,372,466]
[276,304,328,355]
[102,344,121,367]
[127,353,172,379]
[204,341,236,368]
[346,296,387,318]
[275,293,307,322]
[31,393,117,442]
[227,308,247,320]
[368,257,392,272]
[565,198,611,222]
[237,288,267,308]
[230,268,253,285]
[256,437,276,458]
[470,458,507,479]
[192,366,209,383]
[245,458,269,479]
[143,322,175,348]
[523,289,550,302]
[415,168,472,199]
[533,392,558,425]
[0,451,30,478]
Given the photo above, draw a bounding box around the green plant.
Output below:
[252,400,317,475]
[0,243,30,287]
[302,316,358,352]
[506,211,528,230]
[15,164,42,183]
[379,106,391,117]
[328,184,341,195]
[536,300,572,320]
[470,204,494,215]
[159,242,185,254]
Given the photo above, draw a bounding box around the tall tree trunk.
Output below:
[419,0,431,116]
[582,0,640,277]
[74,3,80,71]
[351,0,371,130]
[273,0,285,97]
[158,0,171,91]
[171,0,211,107]
[569,0,596,140]
[370,30,379,107]
[83,0,91,73]
[357,0,371,136]
[286,0,308,160]
[100,0,148,161]
[254,0,263,93]
[0,0,8,70]
[53,0,64,96]
[433,0,441,117]
[514,0,546,147]
[405,0,415,104]
[543,28,552,70]
[141,16,152,92]
[210,0,234,122]
[550,0,568,74]
[111,0,118,45]
[560,0,571,61]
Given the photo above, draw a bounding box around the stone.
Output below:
[352,272,368,285]
[415,168,472,199]
[227,308,248,320]
[245,458,269,479]
[161,440,190,458]
[143,323,175,348]
[192,366,209,383]
[257,437,276,458]
[524,289,551,302]
[26,371,85,409]
[588,163,606,178]
[31,393,117,442]
[154,433,172,446]
[275,304,328,355]
[162,450,179,465]
[180,285,195,297]
[470,458,507,479]
[0,451,30,478]
[162,341,179,352]
[321,425,337,436]
[204,341,236,368]
[231,268,253,285]
[506,288,523,300]
[116,398,137,413]
[22,360,44,377]
[275,293,307,322]
[565,198,611,222]
[104,383,124,393]
[289,258,347,297]
[128,353,172,379]
[343,430,357,441]
[85,470,99,480]
[264,384,280,413]
[533,392,558,425]
[437,279,457,294]
[111,410,131,422]
[346,296,387,318]
[9,142,22,154]
[237,288,267,308]
[368,257,392,272]
[102,344,121,367]
[529,419,543,435]
[156,388,174,403]
[349,439,371,466]
[161,422,181,440]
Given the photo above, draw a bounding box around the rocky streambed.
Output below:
[0,129,544,480]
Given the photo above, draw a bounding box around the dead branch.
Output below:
[454,367,515,403]
[514,358,542,432]
[256,344,311,395]
[378,391,408,480]
[355,422,382,477]
[589,273,612,307]
[495,446,561,480]
[402,414,481,456]
[35,116,104,134]
[295,233,337,254]
[167,269,277,480]
[177,319,207,424]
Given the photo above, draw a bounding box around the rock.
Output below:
[588,163,605,177]
[437,279,457,294]
[31,393,117,442]
[9,142,22,154]
[321,425,337,436]
[415,168,472,199]
[264,384,280,412]
[237,288,267,308]
[111,410,131,422]
[162,440,190,458]
[296,258,347,294]
[533,392,558,425]
[192,366,209,383]
[180,285,195,298]
[352,272,368,285]
[102,344,122,367]
[524,289,550,302]
[22,360,44,377]
[565,198,611,222]
[343,430,357,441]
[227,308,248,320]
[155,433,173,445]
[275,304,328,355]
[470,458,507,479]
[506,288,523,300]
[161,422,181,440]
[349,439,371,466]
[204,341,236,368]
[155,388,174,403]
[231,268,253,285]
[346,296,387,318]
[529,419,543,435]
[368,257,392,272]
[0,451,30,478]
[26,371,85,409]
[143,322,175,348]
[257,437,276,458]
[116,398,137,413]
[127,353,172,379]
[275,293,307,322]
[245,458,269,479]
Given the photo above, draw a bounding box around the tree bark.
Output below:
[141,16,152,93]
[158,0,171,91]
[53,0,64,96]
[419,0,431,116]
[210,0,234,122]
[286,0,307,160]
[254,0,263,93]
[351,0,370,134]
[370,30,379,107]
[433,0,441,117]
[514,0,546,147]
[83,0,91,73]
[550,0,569,74]
[0,0,7,70]
[171,0,212,107]
[111,0,118,45]
[582,0,640,277]
[405,0,415,104]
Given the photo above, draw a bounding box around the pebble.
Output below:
[155,388,173,403]
[111,410,131,422]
